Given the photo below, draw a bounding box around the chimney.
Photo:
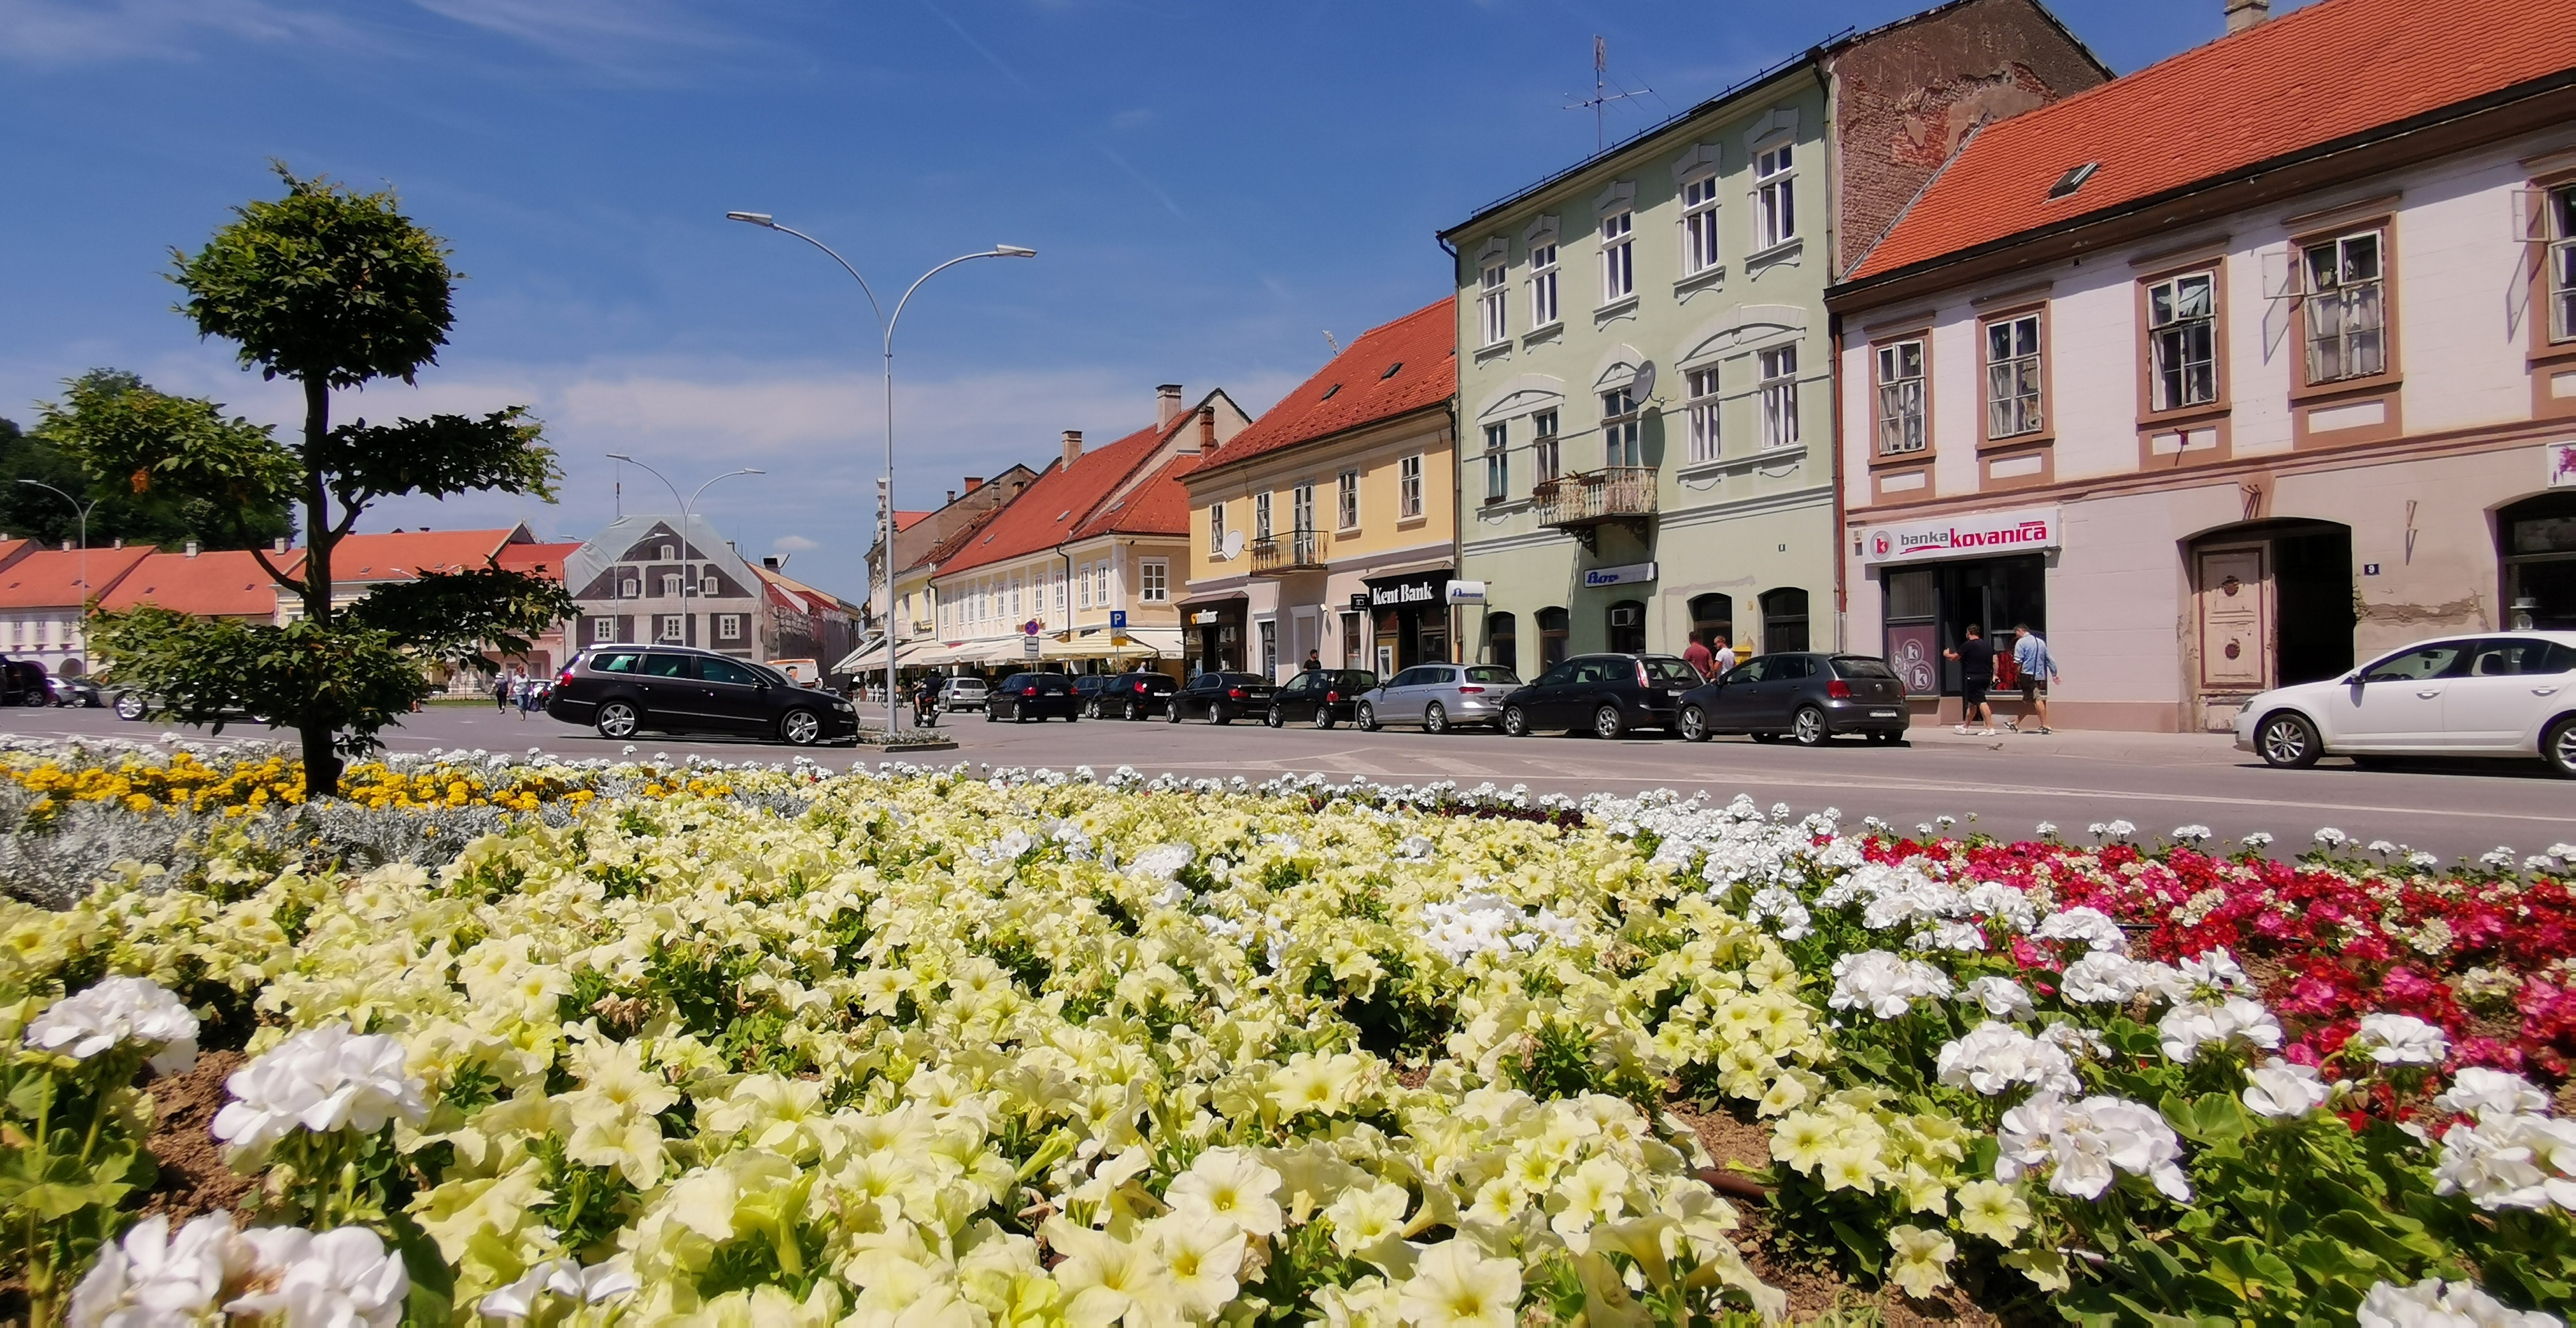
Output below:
[185,540,200,558]
[1156,384,1183,427]
[1061,429,1084,470]
[946,489,957,505]
[272,537,287,553]
[60,540,72,552]
[2224,0,2268,31]
[964,476,985,493]
[1196,406,1216,452]
[111,538,122,549]
[762,555,780,569]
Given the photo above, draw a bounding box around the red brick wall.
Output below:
[1831,0,2112,276]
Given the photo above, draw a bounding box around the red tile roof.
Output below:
[97,550,280,617]
[1199,299,1455,475]
[895,511,932,532]
[936,413,1195,578]
[1074,453,1201,540]
[495,541,584,581]
[277,529,527,583]
[1847,0,2576,282]
[0,546,156,609]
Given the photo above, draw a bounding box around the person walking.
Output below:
[1682,629,1716,681]
[494,668,514,712]
[2010,623,2059,734]
[1944,624,1997,736]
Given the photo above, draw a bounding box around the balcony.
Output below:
[1249,528,1327,575]
[1534,466,1658,549]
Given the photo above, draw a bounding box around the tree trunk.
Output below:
[298,376,341,798]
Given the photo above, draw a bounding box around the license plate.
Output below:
[1871,710,1898,719]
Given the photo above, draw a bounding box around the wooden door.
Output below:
[2195,545,2271,692]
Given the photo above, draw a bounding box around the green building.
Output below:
[1441,0,2106,673]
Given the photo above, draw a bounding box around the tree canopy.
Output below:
[1,372,293,552]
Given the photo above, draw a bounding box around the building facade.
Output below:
[565,516,781,663]
[1830,0,2576,731]
[863,465,1040,649]
[1440,0,2106,674]
[1182,299,1459,681]
[0,542,149,678]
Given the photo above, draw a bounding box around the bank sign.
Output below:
[1862,507,2061,565]
[1366,572,1450,609]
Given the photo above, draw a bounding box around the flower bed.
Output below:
[2,745,2572,1325]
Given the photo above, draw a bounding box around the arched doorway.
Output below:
[1760,588,1810,653]
[1689,593,1735,658]
[2188,520,2354,712]
[1486,612,1518,673]
[1606,599,1645,654]
[2500,493,2576,630]
[1537,607,1570,668]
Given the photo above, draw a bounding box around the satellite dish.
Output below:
[1629,360,1657,403]
[1221,529,1246,560]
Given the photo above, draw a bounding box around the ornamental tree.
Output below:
[61,165,569,795]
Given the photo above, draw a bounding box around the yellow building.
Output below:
[1181,299,1458,680]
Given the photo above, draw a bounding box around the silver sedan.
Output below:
[1356,663,1522,734]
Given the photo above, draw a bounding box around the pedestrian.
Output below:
[2010,623,2059,734]
[511,673,529,721]
[493,668,512,712]
[1944,624,1997,736]
[1682,629,1716,681]
[1302,649,1322,675]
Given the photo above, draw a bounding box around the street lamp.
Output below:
[726,211,1035,736]
[18,480,99,671]
[602,456,763,652]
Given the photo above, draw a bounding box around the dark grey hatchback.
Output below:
[547,646,858,745]
[1676,653,1909,745]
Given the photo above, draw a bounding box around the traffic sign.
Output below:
[1022,636,1041,659]
[1109,610,1127,630]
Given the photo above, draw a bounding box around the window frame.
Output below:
[592,616,617,643]
[1754,142,1796,250]
[1482,422,1510,503]
[1254,491,1273,541]
[1399,454,1424,518]
[1292,480,1316,535]
[2522,174,2576,422]
[2296,225,2394,390]
[1531,409,1562,483]
[2549,182,2576,344]
[1478,256,1510,347]
[1336,471,1359,532]
[656,614,685,643]
[2143,268,2223,416]
[1138,559,1168,603]
[1874,338,1928,458]
[1208,502,1227,555]
[1598,210,1635,306]
[1757,343,1800,450]
[1980,308,2048,442]
[1600,387,1641,469]
[1680,171,1722,276]
[717,613,743,641]
[660,573,681,598]
[1684,365,1722,465]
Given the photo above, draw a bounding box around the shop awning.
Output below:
[832,636,942,674]
[1043,627,1182,661]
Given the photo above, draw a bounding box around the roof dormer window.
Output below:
[2048,162,2099,199]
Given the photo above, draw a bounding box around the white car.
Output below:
[938,677,989,712]
[2235,630,2576,776]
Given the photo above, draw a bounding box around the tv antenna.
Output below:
[1322,330,1340,356]
[1565,36,1650,154]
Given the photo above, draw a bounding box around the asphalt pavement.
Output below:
[7,700,2569,864]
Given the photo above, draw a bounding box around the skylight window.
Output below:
[2048,162,2100,200]
[1319,384,1342,400]
[1380,362,1403,379]
[1056,510,1071,521]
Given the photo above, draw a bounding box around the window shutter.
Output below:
[2511,188,2555,243]
[2259,246,2303,301]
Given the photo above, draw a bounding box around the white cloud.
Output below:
[771,534,821,553]
[0,0,361,65]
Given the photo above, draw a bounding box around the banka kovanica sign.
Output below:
[1862,507,2061,565]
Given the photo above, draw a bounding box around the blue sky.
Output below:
[0,0,2294,598]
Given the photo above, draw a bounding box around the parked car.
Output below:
[0,659,46,706]
[546,645,858,745]
[1497,654,1699,738]
[989,672,1084,723]
[1676,653,1910,745]
[1099,670,1180,720]
[1166,671,1274,725]
[1355,664,1520,733]
[1074,674,1116,718]
[2235,631,2576,776]
[46,675,104,707]
[937,677,989,713]
[1264,668,1380,729]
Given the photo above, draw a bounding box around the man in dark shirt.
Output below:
[1944,624,1998,735]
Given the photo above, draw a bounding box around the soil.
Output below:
[137,1049,258,1223]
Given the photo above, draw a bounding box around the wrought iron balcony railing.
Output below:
[1248,528,1327,574]
[1533,466,1659,528]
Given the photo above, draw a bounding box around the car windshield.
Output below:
[1642,658,1700,686]
[1833,656,1900,680]
[1464,666,1518,685]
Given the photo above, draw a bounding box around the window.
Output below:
[2302,229,2385,383]
[1601,388,1641,467]
[1761,587,1810,653]
[1606,599,1645,654]
[1537,606,1569,669]
[700,574,719,596]
[702,656,759,686]
[1685,366,1721,464]
[618,577,640,598]
[1681,173,1721,275]
[1984,313,2044,438]
[1255,492,1273,541]
[661,573,680,597]
[2148,273,2218,411]
[1293,481,1316,535]
[1528,242,1560,327]
[1138,560,1168,602]
[1339,610,1360,666]
[1053,572,1066,616]
[1488,612,1516,673]
[2550,185,2576,342]
[1876,340,1927,454]
[1208,503,1226,555]
[1336,472,1358,530]
[656,615,684,642]
[1759,344,1800,449]
[1479,258,1509,346]
[592,617,616,643]
[1483,423,1509,502]
[1400,454,1423,517]
[1599,211,1634,303]
[1532,410,1561,482]
[658,545,673,561]
[1076,565,1090,609]
[1755,143,1795,249]
[1689,593,1735,655]
[717,614,743,641]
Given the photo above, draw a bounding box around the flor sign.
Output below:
[1862,507,2061,565]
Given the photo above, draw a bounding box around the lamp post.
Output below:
[725,211,1034,736]
[603,456,763,653]
[18,480,98,671]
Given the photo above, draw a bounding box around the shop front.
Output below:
[1859,507,2056,720]
[1182,595,1248,674]
[1363,570,1452,675]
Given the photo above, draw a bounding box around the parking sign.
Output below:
[1109,610,1127,630]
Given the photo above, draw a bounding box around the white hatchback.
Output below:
[2234,630,2576,776]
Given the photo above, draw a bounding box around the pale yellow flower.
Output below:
[1886,1224,1956,1300]
[1395,1241,1521,1328]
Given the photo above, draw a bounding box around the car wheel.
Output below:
[1167,701,1184,723]
[1208,703,1229,725]
[1501,705,1529,737]
[2256,711,2323,769]
[1749,731,1780,744]
[1356,701,1379,732]
[1679,705,1710,743]
[114,693,145,721]
[1121,699,1138,721]
[596,700,641,739]
[1312,705,1334,730]
[1265,705,1284,728]
[2543,715,2576,779]
[1423,703,1450,735]
[1084,699,1100,719]
[1591,705,1625,739]
[985,705,999,723]
[780,709,823,746]
[1791,706,1829,747]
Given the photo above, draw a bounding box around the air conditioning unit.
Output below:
[1609,605,1643,628]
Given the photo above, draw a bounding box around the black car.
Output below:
[989,672,1084,722]
[0,659,47,707]
[1498,653,1700,738]
[1167,671,1274,725]
[1678,653,1912,745]
[1073,674,1116,718]
[546,646,857,745]
[1264,668,1379,729]
[1098,670,1181,720]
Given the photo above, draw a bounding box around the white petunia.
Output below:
[1935,1022,2082,1097]
[2353,1013,2451,1066]
[1827,951,1954,1019]
[1963,976,2036,1020]
[1996,1093,2192,1202]
[2436,1068,2552,1121]
[26,976,200,1076]
[211,1024,430,1152]
[67,1213,252,1327]
[225,1228,410,1328]
[2059,953,2155,1005]
[2033,907,2127,954]
[2357,1277,2561,1327]
[2156,997,2282,1064]
[2241,1059,2332,1119]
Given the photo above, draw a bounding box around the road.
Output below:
[8,701,2570,863]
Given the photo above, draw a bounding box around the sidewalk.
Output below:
[1901,722,2243,763]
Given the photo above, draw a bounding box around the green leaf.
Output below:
[1828,1221,1881,1276]
[7,1071,58,1119]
